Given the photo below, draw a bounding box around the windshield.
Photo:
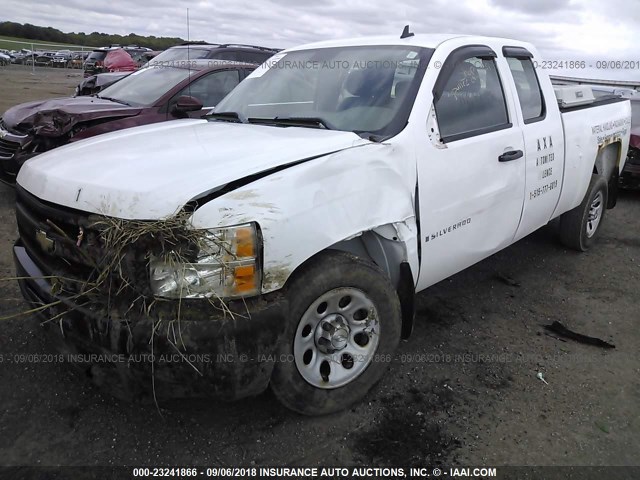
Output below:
[98,66,192,107]
[148,48,211,67]
[214,46,433,138]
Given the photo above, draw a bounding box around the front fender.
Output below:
[189,142,418,293]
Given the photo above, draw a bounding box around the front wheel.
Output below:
[559,174,608,251]
[270,251,401,415]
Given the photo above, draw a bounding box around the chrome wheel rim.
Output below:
[293,287,380,389]
[586,191,604,238]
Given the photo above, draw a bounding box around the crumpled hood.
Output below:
[2,97,142,137]
[17,119,370,219]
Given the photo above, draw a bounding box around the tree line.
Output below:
[0,21,207,50]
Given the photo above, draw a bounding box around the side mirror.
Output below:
[172,95,203,115]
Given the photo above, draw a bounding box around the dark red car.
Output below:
[0,61,255,184]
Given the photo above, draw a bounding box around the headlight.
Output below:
[149,223,261,299]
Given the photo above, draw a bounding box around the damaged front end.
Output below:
[13,185,288,402]
[0,98,141,185]
[0,125,69,185]
[0,120,32,184]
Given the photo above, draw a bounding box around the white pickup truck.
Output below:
[13,31,631,414]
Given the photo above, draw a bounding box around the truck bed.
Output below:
[558,94,628,113]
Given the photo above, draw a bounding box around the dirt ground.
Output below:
[0,65,638,475]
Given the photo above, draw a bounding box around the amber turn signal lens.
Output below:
[233,264,256,293]
[235,227,255,258]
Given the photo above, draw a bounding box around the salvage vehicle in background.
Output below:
[0,49,16,64]
[147,42,281,67]
[74,71,133,96]
[0,60,255,184]
[28,51,55,67]
[76,43,280,96]
[51,50,73,68]
[83,46,139,77]
[13,32,630,415]
[69,51,89,69]
[13,49,33,64]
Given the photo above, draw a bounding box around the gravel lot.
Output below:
[0,65,638,476]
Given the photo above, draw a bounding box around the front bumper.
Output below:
[14,242,289,402]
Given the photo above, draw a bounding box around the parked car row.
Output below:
[1,48,90,68]
[2,46,148,69]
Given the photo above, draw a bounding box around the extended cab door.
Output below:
[416,46,526,290]
[501,47,565,241]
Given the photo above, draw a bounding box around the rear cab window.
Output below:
[503,47,545,124]
[433,47,511,142]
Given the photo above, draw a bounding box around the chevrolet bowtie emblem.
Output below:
[36,229,55,254]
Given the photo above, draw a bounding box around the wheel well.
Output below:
[328,231,416,339]
[593,141,621,208]
[593,142,621,178]
[282,230,416,338]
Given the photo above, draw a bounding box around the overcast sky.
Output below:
[3,0,639,80]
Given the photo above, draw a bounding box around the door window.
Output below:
[174,70,241,108]
[434,55,510,142]
[505,57,545,123]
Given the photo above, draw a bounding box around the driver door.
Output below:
[416,46,526,290]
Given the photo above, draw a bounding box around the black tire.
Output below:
[559,174,608,251]
[270,250,401,415]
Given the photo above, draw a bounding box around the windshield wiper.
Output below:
[97,95,131,106]
[247,116,335,130]
[207,111,246,123]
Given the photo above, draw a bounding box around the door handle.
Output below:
[498,150,523,162]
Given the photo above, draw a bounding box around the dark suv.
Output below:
[147,43,280,67]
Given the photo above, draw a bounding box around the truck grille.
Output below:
[16,186,156,302]
[16,186,153,304]
[15,186,101,292]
